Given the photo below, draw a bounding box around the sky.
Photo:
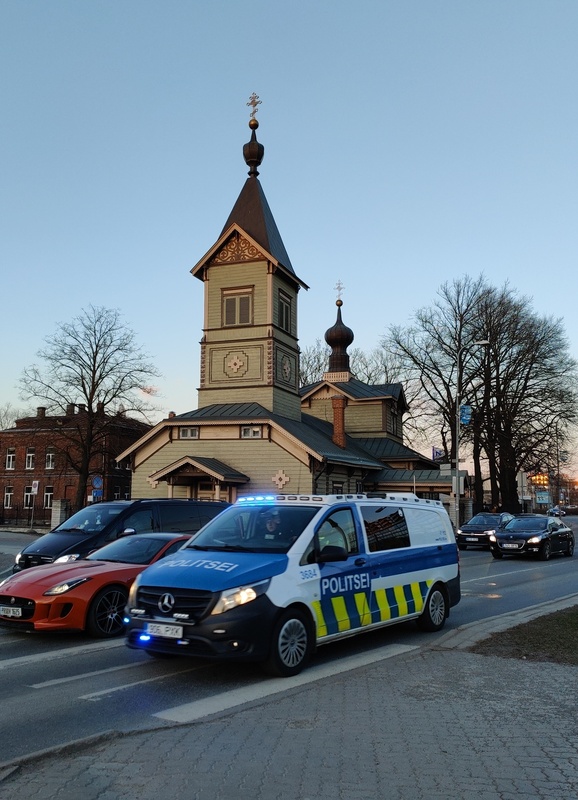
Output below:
[2,1,578,442]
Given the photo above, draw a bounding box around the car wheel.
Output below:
[491,549,503,559]
[263,609,313,677]
[539,540,551,561]
[86,586,128,638]
[417,584,447,632]
[565,537,574,557]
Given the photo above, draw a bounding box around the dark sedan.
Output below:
[457,512,514,550]
[489,514,574,560]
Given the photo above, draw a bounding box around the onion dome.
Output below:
[325,299,354,373]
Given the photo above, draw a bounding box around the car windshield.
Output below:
[466,514,500,526]
[504,518,547,532]
[86,535,179,565]
[53,505,127,536]
[184,504,319,553]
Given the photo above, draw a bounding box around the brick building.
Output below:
[0,405,150,528]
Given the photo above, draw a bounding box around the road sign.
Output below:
[92,476,103,490]
[31,481,39,495]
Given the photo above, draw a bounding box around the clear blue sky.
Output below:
[2,1,577,431]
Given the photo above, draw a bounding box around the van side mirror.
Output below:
[317,545,349,563]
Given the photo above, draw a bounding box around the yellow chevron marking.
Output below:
[374,588,392,621]
[311,600,327,637]
[354,592,372,626]
[409,581,425,612]
[393,585,408,616]
[331,595,351,631]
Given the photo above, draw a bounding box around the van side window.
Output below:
[361,506,410,552]
[159,504,201,533]
[300,508,359,564]
[118,508,157,537]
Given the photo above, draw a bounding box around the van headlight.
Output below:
[211,580,270,615]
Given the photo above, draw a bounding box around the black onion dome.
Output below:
[243,118,264,176]
[325,300,354,373]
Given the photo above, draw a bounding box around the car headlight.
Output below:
[485,529,496,535]
[527,536,542,545]
[488,534,497,542]
[43,577,91,596]
[457,529,463,535]
[54,554,81,564]
[211,580,270,615]
[14,552,22,565]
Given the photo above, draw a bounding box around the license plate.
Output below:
[502,543,518,549]
[145,622,183,639]
[0,606,22,618]
[466,537,479,542]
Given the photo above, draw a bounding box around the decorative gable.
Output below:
[208,230,265,266]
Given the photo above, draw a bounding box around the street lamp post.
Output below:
[454,339,490,528]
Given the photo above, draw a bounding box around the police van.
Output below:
[125,493,460,676]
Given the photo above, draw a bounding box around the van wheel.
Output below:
[417,585,447,632]
[263,609,313,677]
[86,586,128,638]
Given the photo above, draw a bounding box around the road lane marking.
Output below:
[0,639,124,670]
[153,644,417,723]
[30,661,145,688]
[79,664,209,699]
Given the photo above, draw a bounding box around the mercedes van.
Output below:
[125,493,460,676]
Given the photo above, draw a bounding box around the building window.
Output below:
[223,290,252,327]
[25,447,35,470]
[278,292,291,332]
[5,448,15,470]
[3,487,13,509]
[44,486,53,509]
[24,486,34,508]
[114,486,121,500]
[240,426,262,439]
[179,427,199,440]
[45,447,56,470]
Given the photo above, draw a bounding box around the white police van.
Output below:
[125,493,460,676]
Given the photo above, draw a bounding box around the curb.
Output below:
[433,592,578,650]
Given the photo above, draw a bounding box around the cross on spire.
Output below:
[247,92,262,119]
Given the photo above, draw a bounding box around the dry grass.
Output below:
[469,606,578,666]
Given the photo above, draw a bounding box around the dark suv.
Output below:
[13,499,229,572]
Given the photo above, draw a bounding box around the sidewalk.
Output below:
[0,598,577,800]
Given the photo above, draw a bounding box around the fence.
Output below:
[0,504,53,528]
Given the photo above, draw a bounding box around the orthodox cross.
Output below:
[247,93,262,119]
[334,279,345,301]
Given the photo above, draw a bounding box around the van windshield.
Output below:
[184,505,318,553]
[54,505,127,536]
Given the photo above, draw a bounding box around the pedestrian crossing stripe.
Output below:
[312,579,433,639]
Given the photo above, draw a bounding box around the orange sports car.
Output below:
[0,533,190,638]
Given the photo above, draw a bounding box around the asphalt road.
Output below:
[0,521,576,763]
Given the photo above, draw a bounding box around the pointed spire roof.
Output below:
[191,103,308,290]
[220,117,295,274]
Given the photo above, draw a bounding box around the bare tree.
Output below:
[385,275,578,512]
[19,306,160,511]
[0,402,33,431]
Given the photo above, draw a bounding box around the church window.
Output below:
[278,291,291,332]
[241,426,262,439]
[223,290,252,327]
